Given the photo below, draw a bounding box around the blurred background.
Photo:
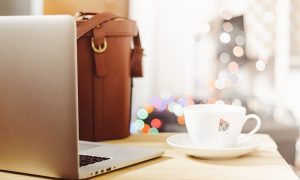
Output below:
[1,0,300,169]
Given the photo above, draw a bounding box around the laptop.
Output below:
[0,15,163,179]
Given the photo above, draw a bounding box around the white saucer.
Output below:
[166,133,259,159]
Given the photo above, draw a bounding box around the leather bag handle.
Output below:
[76,12,143,77]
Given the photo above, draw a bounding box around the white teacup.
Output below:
[184,104,261,148]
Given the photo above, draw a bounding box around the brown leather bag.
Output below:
[76,12,143,141]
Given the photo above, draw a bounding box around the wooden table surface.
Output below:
[0,133,298,180]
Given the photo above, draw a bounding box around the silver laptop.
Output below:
[0,15,163,179]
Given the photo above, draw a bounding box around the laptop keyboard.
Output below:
[79,155,110,167]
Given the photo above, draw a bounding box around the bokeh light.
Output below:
[142,124,150,134]
[130,123,137,134]
[173,103,184,116]
[256,60,266,71]
[233,46,244,57]
[215,79,226,90]
[223,22,233,32]
[148,128,159,135]
[135,119,145,130]
[228,62,239,73]
[167,102,176,112]
[177,97,187,107]
[235,35,245,46]
[158,100,168,111]
[177,116,185,125]
[220,52,230,64]
[218,71,227,80]
[137,108,148,120]
[220,32,231,43]
[144,104,154,113]
[149,96,162,109]
[221,10,233,20]
[151,118,162,128]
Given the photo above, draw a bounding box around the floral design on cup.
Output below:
[219,118,230,132]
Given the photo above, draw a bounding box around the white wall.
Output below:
[129,0,158,116]
[274,0,290,123]
[129,0,218,114]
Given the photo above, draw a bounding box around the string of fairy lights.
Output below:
[130,94,243,135]
[130,94,195,134]
[131,10,270,135]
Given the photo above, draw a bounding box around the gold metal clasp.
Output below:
[91,37,107,53]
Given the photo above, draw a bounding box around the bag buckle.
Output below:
[91,37,107,53]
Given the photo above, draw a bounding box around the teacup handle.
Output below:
[237,114,261,145]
